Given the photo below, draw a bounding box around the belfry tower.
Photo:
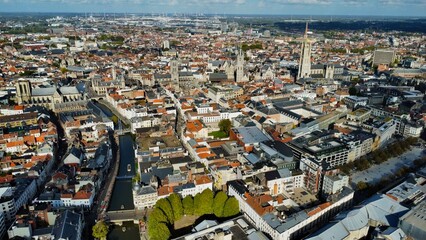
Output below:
[170,58,179,91]
[236,49,244,82]
[298,22,312,79]
[15,80,31,104]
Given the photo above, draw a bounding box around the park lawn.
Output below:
[208,131,228,139]
[174,215,199,230]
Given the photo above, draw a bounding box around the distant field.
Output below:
[274,19,426,33]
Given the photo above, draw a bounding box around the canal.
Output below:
[108,134,136,211]
[117,134,136,178]
[107,134,139,239]
[108,221,140,240]
[89,100,113,117]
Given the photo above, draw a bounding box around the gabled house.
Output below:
[36,142,54,156]
[63,147,83,166]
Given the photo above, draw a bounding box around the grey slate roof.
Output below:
[307,194,409,240]
[373,50,395,65]
[232,126,269,144]
[32,87,56,96]
[60,86,79,95]
[152,166,174,180]
[245,153,260,165]
[135,185,156,196]
[51,210,82,240]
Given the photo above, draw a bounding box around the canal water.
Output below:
[107,134,139,240]
[117,134,136,178]
[108,134,135,211]
[108,221,140,240]
[91,101,113,117]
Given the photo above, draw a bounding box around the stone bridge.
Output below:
[105,209,147,225]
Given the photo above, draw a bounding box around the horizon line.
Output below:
[0,12,425,18]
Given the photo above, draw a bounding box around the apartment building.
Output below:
[228,180,354,240]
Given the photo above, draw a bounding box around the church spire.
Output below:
[298,23,312,79]
[304,21,309,39]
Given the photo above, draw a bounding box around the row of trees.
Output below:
[357,156,426,192]
[339,137,418,174]
[98,34,125,43]
[148,189,239,240]
[241,42,263,52]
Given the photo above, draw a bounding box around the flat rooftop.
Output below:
[349,108,370,116]
[137,135,182,151]
[290,188,318,206]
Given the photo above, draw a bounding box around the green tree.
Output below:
[396,167,409,177]
[149,208,168,223]
[355,158,369,171]
[349,86,357,96]
[356,181,368,191]
[218,119,232,135]
[337,165,350,175]
[222,197,239,217]
[182,195,194,215]
[60,67,68,74]
[406,137,417,145]
[92,221,109,240]
[197,189,214,216]
[413,157,426,168]
[19,70,35,76]
[147,221,171,240]
[399,141,409,151]
[394,144,404,155]
[155,198,174,224]
[110,115,119,125]
[193,193,202,216]
[212,191,228,217]
[132,173,141,183]
[387,146,397,157]
[168,193,183,221]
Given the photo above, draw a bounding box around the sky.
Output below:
[0,0,425,17]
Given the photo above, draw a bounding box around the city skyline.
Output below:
[0,2,425,239]
[1,0,426,17]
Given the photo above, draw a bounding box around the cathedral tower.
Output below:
[15,80,31,105]
[236,49,245,82]
[170,58,179,91]
[298,22,312,79]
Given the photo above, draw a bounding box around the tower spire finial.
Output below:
[305,21,309,39]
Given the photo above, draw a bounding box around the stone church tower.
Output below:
[15,80,31,104]
[298,22,312,79]
[325,64,335,79]
[170,58,179,91]
[236,49,245,82]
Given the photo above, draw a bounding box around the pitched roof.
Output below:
[73,190,92,200]
[51,210,82,240]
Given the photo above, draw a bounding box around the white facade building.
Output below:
[228,180,354,240]
[133,185,158,210]
[0,187,16,222]
[322,174,349,195]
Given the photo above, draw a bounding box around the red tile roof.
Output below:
[73,190,92,200]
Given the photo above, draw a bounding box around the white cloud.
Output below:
[8,0,247,5]
[2,0,426,9]
[273,0,332,5]
[379,0,426,5]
